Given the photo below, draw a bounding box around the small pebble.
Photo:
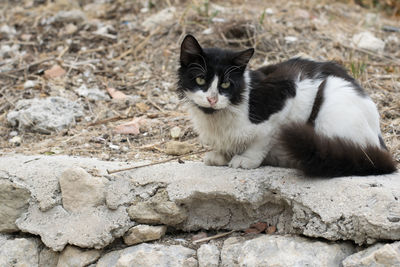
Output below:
[382,25,400,32]
[136,102,150,113]
[250,222,267,232]
[50,147,63,154]
[23,80,37,89]
[170,126,181,139]
[202,28,213,35]
[64,23,78,35]
[44,65,66,79]
[284,36,298,43]
[9,136,21,145]
[109,144,120,150]
[165,141,193,156]
[9,131,18,137]
[266,225,276,234]
[265,8,274,15]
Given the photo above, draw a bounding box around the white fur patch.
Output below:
[314,76,381,147]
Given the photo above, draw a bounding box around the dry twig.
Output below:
[107,149,210,174]
[192,230,235,244]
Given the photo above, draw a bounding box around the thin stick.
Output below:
[2,57,55,74]
[58,46,70,59]
[147,95,165,113]
[107,149,210,174]
[192,230,235,244]
[88,115,126,126]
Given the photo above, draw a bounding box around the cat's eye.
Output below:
[196,77,206,86]
[221,82,230,89]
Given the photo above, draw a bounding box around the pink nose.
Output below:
[207,96,218,106]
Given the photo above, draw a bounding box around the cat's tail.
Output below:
[280,123,397,177]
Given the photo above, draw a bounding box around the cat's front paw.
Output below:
[229,155,261,169]
[204,151,228,166]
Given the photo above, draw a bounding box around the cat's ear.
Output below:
[233,48,254,66]
[180,35,203,65]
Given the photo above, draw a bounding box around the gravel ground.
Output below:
[0,0,399,165]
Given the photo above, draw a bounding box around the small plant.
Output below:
[193,0,219,23]
[259,9,266,25]
[350,61,367,79]
[196,0,210,17]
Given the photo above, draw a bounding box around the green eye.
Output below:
[196,77,206,85]
[221,82,230,88]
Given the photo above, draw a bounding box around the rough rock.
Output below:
[9,135,22,145]
[0,238,39,267]
[24,80,37,89]
[59,167,107,212]
[123,225,167,245]
[141,7,176,32]
[0,155,118,211]
[119,161,400,245]
[105,177,136,210]
[197,243,220,267]
[7,97,83,134]
[75,84,109,101]
[352,31,385,52]
[128,189,187,225]
[16,205,131,251]
[97,243,196,267]
[165,140,194,155]
[343,242,400,267]
[170,126,182,139]
[0,24,16,36]
[185,257,199,267]
[0,178,30,232]
[220,235,355,267]
[49,10,87,24]
[57,246,101,267]
[1,155,400,247]
[39,247,59,267]
[44,65,66,79]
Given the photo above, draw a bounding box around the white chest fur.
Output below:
[187,102,256,155]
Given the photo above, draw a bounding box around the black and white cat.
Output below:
[177,34,396,177]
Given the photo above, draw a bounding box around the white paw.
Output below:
[204,151,228,166]
[229,155,261,169]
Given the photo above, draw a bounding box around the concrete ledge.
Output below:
[0,154,399,251]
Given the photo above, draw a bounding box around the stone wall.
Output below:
[1,154,399,266]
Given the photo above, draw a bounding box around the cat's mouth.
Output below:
[198,106,218,114]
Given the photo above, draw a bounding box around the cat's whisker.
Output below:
[223,66,242,79]
[188,63,206,74]
[198,54,208,73]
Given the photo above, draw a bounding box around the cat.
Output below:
[177,34,397,177]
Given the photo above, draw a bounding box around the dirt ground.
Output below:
[0,0,399,166]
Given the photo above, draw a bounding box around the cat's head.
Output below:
[178,35,254,114]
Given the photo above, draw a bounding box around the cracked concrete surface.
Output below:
[0,154,399,251]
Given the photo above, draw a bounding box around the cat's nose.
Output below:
[207,96,218,106]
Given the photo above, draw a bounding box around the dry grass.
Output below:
[0,0,399,165]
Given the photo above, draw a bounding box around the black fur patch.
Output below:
[178,35,253,114]
[307,79,326,126]
[199,106,218,114]
[280,123,397,177]
[248,70,296,123]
